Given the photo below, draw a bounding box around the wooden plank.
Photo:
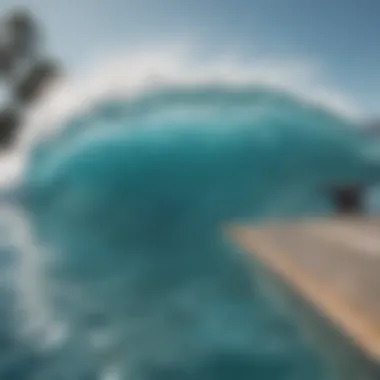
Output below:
[228,217,380,362]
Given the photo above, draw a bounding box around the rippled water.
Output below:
[1,85,378,379]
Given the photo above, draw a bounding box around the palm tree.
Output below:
[0,9,60,148]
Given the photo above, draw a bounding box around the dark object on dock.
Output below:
[330,185,364,215]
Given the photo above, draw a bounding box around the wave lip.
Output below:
[0,46,362,190]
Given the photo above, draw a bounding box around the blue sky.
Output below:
[1,0,380,117]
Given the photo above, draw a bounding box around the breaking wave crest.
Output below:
[7,82,377,379]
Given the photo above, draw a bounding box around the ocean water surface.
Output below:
[0,84,378,379]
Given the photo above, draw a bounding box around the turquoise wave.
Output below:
[20,85,377,379]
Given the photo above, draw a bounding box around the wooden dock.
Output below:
[228,217,380,367]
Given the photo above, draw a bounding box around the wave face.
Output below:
[18,85,375,379]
